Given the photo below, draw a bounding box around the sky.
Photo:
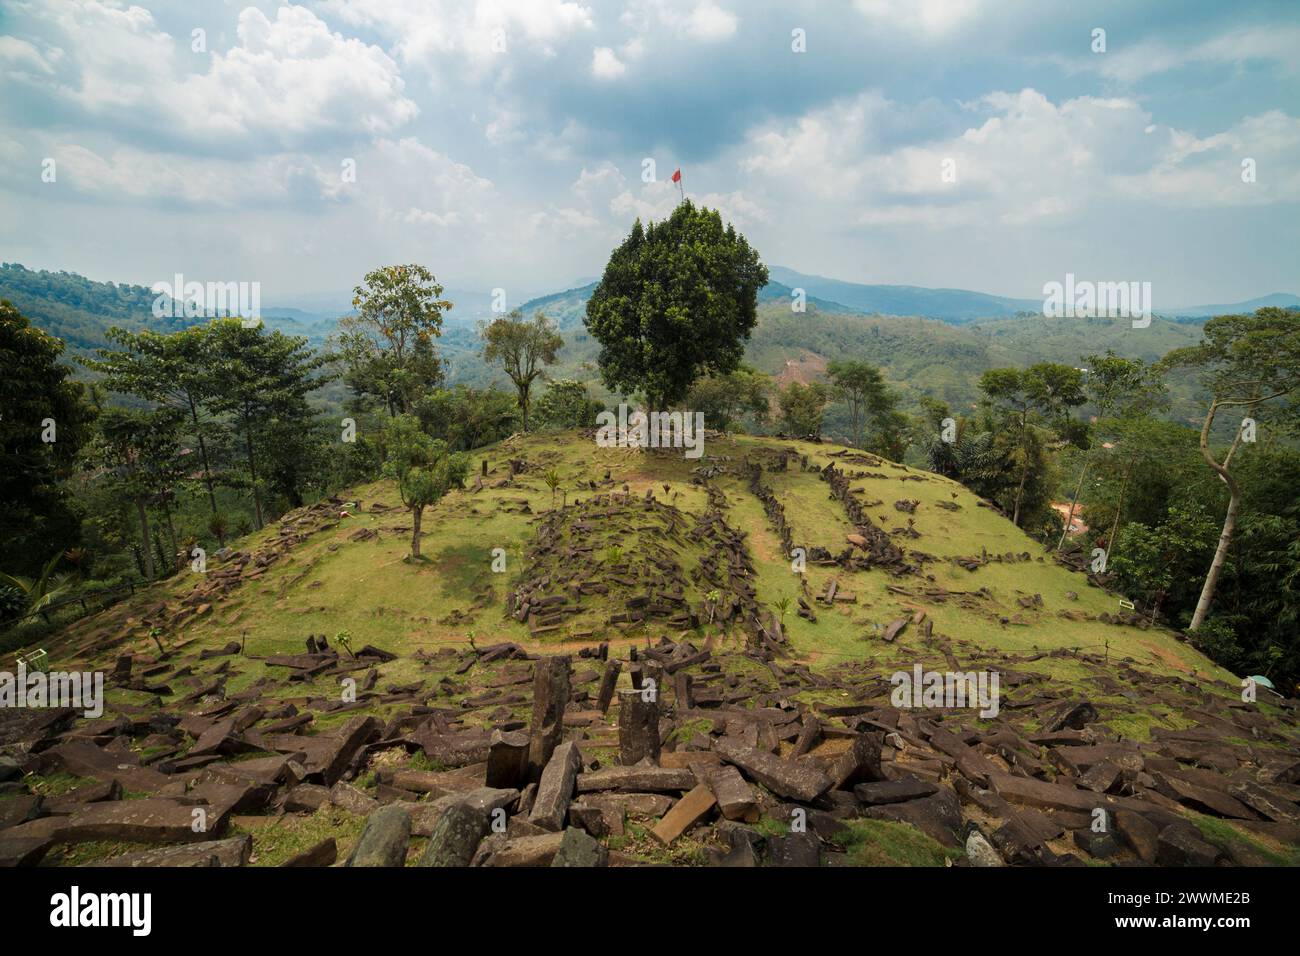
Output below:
[1,0,1297,309]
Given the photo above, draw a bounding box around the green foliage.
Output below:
[480,310,563,430]
[778,381,830,438]
[585,201,769,409]
[533,379,604,430]
[1109,503,1220,621]
[686,366,770,433]
[413,385,517,451]
[337,264,451,415]
[0,300,95,577]
[381,414,469,558]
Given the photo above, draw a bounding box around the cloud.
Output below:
[15,2,417,151]
[1062,25,1300,84]
[591,46,626,79]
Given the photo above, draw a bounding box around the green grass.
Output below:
[838,818,964,867]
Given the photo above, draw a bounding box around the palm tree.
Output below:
[0,554,77,622]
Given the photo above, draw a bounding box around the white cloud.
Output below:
[686,3,739,42]
[21,2,417,150]
[591,46,626,79]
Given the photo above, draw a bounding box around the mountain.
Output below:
[767,266,1044,323]
[1166,294,1300,317]
[10,428,1287,868]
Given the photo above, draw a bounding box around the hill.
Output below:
[768,266,1043,322]
[5,431,1297,868]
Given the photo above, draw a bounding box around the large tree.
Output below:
[584,201,768,411]
[337,264,451,415]
[481,309,563,431]
[0,300,94,576]
[1162,307,1300,630]
[978,363,1085,526]
[86,325,225,516]
[686,366,770,433]
[207,320,334,530]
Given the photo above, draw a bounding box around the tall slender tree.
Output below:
[481,310,563,431]
[1162,308,1300,630]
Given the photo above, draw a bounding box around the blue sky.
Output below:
[1,0,1297,308]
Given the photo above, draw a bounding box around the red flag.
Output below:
[671,168,681,183]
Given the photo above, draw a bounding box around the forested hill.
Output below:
[0,263,335,353]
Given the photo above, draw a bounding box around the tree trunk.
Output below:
[188,394,218,516]
[136,498,155,581]
[242,410,263,530]
[517,384,530,432]
[1107,451,1136,558]
[1056,454,1091,550]
[162,501,179,568]
[1190,401,1238,631]
[410,506,423,558]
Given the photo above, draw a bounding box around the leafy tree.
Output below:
[686,366,770,432]
[481,310,563,431]
[207,320,334,530]
[778,381,831,438]
[381,415,468,559]
[585,201,768,410]
[1055,352,1165,550]
[533,379,605,430]
[1162,308,1300,629]
[0,300,94,576]
[978,363,1085,526]
[826,360,904,455]
[86,325,225,515]
[94,407,187,580]
[1109,503,1220,624]
[337,264,451,415]
[414,386,518,451]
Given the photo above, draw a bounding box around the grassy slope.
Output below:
[46,431,1232,719]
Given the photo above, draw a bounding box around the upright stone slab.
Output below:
[528,655,571,779]
[596,659,622,714]
[486,729,530,790]
[346,805,411,867]
[618,689,661,766]
[529,740,582,832]
[550,826,609,867]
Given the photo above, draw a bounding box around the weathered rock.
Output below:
[282,838,337,867]
[1156,825,1221,866]
[651,783,716,845]
[854,775,939,806]
[420,801,491,867]
[1113,808,1161,863]
[828,732,884,789]
[1073,828,1119,859]
[529,740,581,831]
[575,766,695,794]
[485,729,530,790]
[706,765,759,822]
[346,805,411,867]
[965,828,1004,866]
[596,659,622,715]
[766,831,821,867]
[715,738,832,803]
[617,689,660,766]
[865,789,963,848]
[91,835,252,868]
[551,826,609,867]
[1046,700,1099,732]
[528,656,570,778]
[330,781,379,816]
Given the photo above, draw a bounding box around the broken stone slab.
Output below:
[14,797,234,845]
[346,805,411,867]
[864,789,963,848]
[88,835,252,868]
[330,781,379,817]
[1045,700,1099,732]
[706,765,759,822]
[1113,809,1160,864]
[528,656,571,778]
[766,831,821,867]
[282,838,337,867]
[617,689,661,766]
[853,775,939,806]
[551,826,609,867]
[715,738,832,803]
[1153,772,1258,820]
[575,766,696,794]
[1156,824,1222,866]
[529,740,582,831]
[596,659,622,714]
[480,831,565,867]
[965,828,1004,866]
[828,732,885,789]
[1228,781,1300,824]
[420,801,491,867]
[987,771,1114,814]
[485,729,530,790]
[651,783,716,845]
